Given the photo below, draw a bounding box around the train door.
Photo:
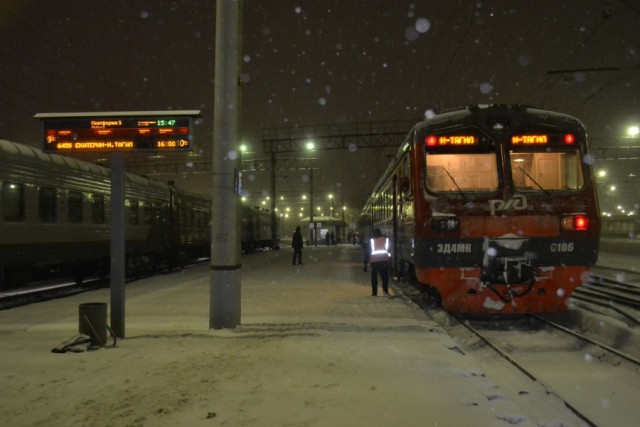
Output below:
[397,149,414,267]
[391,175,399,274]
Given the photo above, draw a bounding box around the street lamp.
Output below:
[627,125,639,138]
[328,194,334,216]
[306,141,317,246]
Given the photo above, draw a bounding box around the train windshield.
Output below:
[426,153,498,192]
[509,149,584,191]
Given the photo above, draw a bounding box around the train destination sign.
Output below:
[34,111,200,152]
[511,134,549,145]
[511,133,575,145]
[425,135,478,146]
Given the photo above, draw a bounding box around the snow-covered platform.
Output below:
[0,244,616,426]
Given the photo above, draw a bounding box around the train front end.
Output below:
[411,106,600,314]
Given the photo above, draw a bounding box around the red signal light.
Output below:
[561,214,588,231]
[426,135,437,146]
[574,215,588,230]
[564,134,575,144]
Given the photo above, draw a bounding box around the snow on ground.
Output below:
[0,245,634,426]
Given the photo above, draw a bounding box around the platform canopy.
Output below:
[300,215,347,226]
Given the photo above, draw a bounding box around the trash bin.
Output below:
[79,302,107,347]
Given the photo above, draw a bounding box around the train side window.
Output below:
[180,207,189,227]
[194,209,202,228]
[401,153,413,199]
[39,187,57,222]
[3,182,25,221]
[129,200,139,225]
[68,191,83,223]
[91,194,105,224]
[143,203,152,225]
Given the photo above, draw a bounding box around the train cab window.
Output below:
[68,191,83,223]
[128,200,139,225]
[426,153,498,192]
[510,150,584,191]
[39,187,57,222]
[3,182,25,221]
[91,194,105,224]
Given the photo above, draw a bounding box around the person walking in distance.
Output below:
[292,226,304,265]
[369,228,390,296]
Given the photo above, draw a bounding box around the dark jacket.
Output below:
[292,229,303,249]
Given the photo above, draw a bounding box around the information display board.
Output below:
[34,111,200,152]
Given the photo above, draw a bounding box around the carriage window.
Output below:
[510,150,584,191]
[68,191,83,223]
[129,200,139,225]
[91,194,105,224]
[426,153,498,192]
[143,203,152,225]
[3,182,25,221]
[39,187,57,222]
[400,153,412,198]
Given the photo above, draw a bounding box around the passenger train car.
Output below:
[359,105,600,314]
[240,205,274,253]
[0,139,273,288]
[601,216,639,238]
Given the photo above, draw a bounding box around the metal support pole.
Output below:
[210,0,241,329]
[310,167,317,246]
[110,152,125,338]
[270,151,277,247]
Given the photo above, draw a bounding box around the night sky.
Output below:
[1,0,639,214]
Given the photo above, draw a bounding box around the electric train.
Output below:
[359,104,600,314]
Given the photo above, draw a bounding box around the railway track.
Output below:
[450,313,640,427]
[0,258,210,311]
[394,277,640,426]
[571,273,640,324]
[0,278,105,310]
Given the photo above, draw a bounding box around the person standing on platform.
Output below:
[292,226,304,265]
[369,228,390,296]
[360,234,370,272]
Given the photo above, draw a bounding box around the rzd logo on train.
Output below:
[489,195,527,215]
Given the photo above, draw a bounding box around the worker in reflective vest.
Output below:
[369,228,390,297]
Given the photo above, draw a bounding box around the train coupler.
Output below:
[503,258,534,285]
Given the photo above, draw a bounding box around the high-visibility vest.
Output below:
[369,236,390,263]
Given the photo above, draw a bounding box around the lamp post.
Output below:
[342,205,346,242]
[306,141,317,246]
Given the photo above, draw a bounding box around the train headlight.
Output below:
[561,214,589,231]
[431,217,459,232]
